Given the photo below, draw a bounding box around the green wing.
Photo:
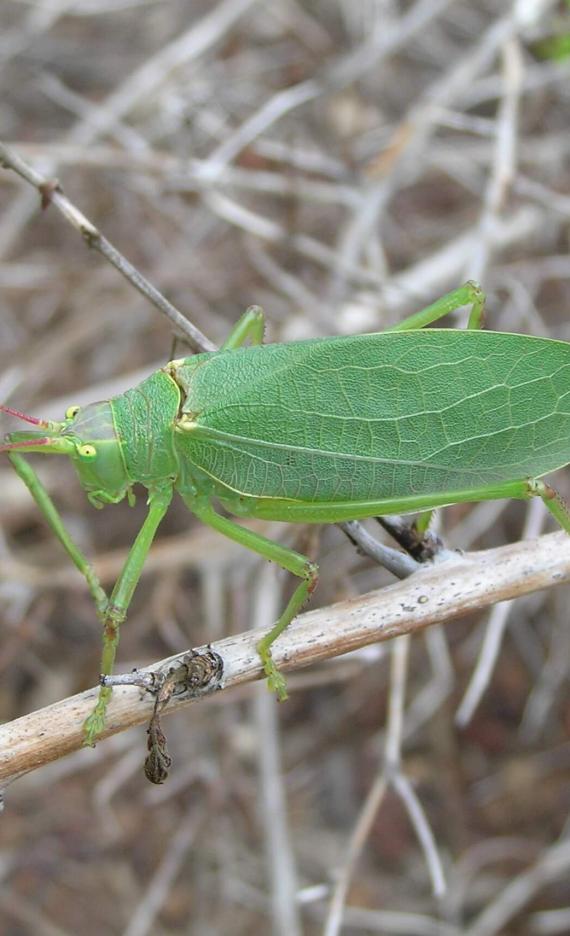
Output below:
[173,330,570,503]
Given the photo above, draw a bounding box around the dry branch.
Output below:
[0,531,568,788]
[0,141,215,353]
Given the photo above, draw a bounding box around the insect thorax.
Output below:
[111,370,181,486]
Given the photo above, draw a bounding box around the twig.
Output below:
[0,0,261,257]
[253,565,302,936]
[530,907,570,935]
[323,634,409,936]
[391,770,446,898]
[464,837,570,936]
[332,906,460,935]
[468,36,523,283]
[338,520,419,579]
[455,599,515,728]
[0,141,215,353]
[324,770,389,936]
[519,592,569,741]
[123,807,203,936]
[0,531,567,787]
[67,0,261,150]
[324,629,446,935]
[403,626,454,740]
[204,0,455,171]
[456,495,546,727]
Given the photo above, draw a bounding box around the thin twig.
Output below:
[464,838,570,936]
[323,772,389,936]
[456,494,546,727]
[403,626,454,740]
[455,599,515,728]
[338,520,419,580]
[468,35,523,283]
[323,635,410,936]
[519,590,569,741]
[0,141,215,352]
[122,807,204,936]
[204,0,455,171]
[253,564,302,936]
[324,628,446,935]
[391,770,446,898]
[67,0,261,150]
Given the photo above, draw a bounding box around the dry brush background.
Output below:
[0,1,570,935]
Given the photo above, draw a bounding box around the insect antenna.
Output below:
[0,404,51,428]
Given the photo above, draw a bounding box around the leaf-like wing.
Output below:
[174,330,570,502]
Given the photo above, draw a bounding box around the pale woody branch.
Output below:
[0,531,568,788]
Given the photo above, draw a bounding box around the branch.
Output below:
[0,141,216,353]
[0,531,568,787]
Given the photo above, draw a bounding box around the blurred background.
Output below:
[0,1,569,934]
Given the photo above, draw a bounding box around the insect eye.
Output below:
[66,405,81,420]
[78,444,97,458]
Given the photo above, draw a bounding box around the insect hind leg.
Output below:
[256,560,318,700]
[186,496,318,701]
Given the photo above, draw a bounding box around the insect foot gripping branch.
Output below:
[2,283,570,746]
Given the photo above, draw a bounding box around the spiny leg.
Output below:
[187,497,318,701]
[83,485,173,744]
[221,305,265,350]
[8,452,108,615]
[388,280,485,333]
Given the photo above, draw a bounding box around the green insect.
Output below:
[2,282,569,745]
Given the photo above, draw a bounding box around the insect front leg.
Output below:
[187,497,318,701]
[388,281,485,332]
[8,452,108,614]
[221,305,265,350]
[83,484,173,745]
[528,479,570,534]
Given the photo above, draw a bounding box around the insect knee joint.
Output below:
[526,478,548,499]
[305,560,319,592]
[105,604,127,627]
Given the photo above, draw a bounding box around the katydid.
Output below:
[2,282,569,745]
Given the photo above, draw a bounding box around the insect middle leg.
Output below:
[186,497,318,701]
[388,280,485,332]
[221,305,265,350]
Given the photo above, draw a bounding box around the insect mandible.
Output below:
[2,281,569,745]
